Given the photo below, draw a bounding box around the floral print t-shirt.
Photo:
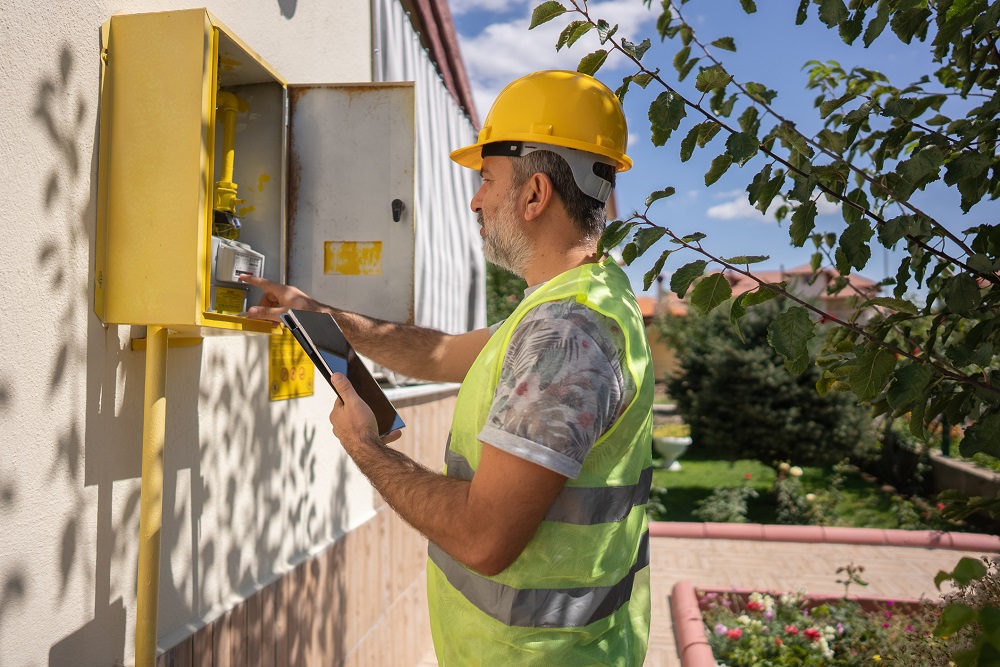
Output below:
[479,295,637,479]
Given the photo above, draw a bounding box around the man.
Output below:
[242,70,653,665]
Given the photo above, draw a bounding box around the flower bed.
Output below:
[670,581,941,666]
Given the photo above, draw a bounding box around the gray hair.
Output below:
[508,151,615,240]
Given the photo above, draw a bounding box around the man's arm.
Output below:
[239,275,490,383]
[329,373,567,576]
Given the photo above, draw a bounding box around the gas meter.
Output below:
[94,9,416,336]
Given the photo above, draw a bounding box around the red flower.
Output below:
[804,628,821,642]
[726,628,743,641]
[744,472,752,480]
[746,600,765,612]
[785,625,799,635]
[936,503,946,511]
[775,637,783,646]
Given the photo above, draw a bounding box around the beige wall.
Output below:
[0,2,450,666]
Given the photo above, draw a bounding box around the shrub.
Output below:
[658,298,874,467]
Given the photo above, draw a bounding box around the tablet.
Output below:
[280,309,405,437]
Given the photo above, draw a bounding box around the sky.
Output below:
[449,1,998,297]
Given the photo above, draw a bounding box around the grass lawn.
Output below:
[651,448,948,529]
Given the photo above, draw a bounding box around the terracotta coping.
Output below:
[649,521,1000,553]
[670,580,927,667]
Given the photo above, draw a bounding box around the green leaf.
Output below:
[747,164,772,205]
[649,91,687,146]
[705,154,733,186]
[721,255,769,265]
[645,188,676,207]
[818,0,848,28]
[680,124,700,162]
[740,0,757,14]
[744,82,777,105]
[944,274,981,316]
[844,100,875,125]
[529,1,567,29]
[776,122,813,158]
[767,306,816,376]
[596,20,618,44]
[695,65,731,93]
[643,250,671,291]
[634,226,667,255]
[819,93,858,119]
[863,296,918,315]
[710,36,736,51]
[951,557,989,587]
[577,49,609,76]
[743,286,780,307]
[730,294,748,342]
[878,214,913,248]
[631,71,655,88]
[621,38,651,60]
[557,21,594,51]
[839,219,874,271]
[960,413,1000,459]
[738,106,760,136]
[944,152,993,214]
[795,0,809,24]
[622,242,638,265]
[848,347,897,401]
[697,122,722,147]
[790,201,818,247]
[935,603,978,638]
[725,132,759,167]
[673,45,691,72]
[886,363,934,411]
[599,219,634,255]
[670,260,708,298]
[863,0,891,46]
[690,273,732,316]
[756,170,786,214]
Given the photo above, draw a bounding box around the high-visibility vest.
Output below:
[427,258,653,666]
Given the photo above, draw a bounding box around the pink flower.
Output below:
[727,628,743,641]
[775,637,783,646]
[804,628,821,642]
[883,622,890,628]
[785,625,799,636]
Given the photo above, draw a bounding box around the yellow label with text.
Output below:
[269,329,314,401]
[324,241,382,275]
[215,287,246,315]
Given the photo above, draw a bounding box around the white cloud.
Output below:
[706,193,841,221]
[451,0,531,16]
[457,1,658,120]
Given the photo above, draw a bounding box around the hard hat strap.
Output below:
[481,142,615,203]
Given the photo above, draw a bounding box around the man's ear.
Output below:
[522,172,554,222]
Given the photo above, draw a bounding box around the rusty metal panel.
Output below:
[287,83,416,324]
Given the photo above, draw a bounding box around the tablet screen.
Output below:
[281,309,405,436]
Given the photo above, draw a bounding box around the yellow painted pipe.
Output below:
[214,91,246,214]
[134,325,168,667]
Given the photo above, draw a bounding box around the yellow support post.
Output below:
[134,325,168,667]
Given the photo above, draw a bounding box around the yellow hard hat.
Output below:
[450,70,632,176]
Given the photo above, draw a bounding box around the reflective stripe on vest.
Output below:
[428,530,650,628]
[445,447,653,526]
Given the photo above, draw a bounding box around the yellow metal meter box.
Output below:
[95,9,416,335]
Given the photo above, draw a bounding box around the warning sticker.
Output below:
[269,328,314,401]
[215,287,246,315]
[324,241,382,275]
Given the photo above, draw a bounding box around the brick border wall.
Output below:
[156,393,456,667]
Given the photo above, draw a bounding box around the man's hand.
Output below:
[329,372,402,449]
[238,275,320,322]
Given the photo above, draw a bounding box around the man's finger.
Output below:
[238,274,270,288]
[330,373,359,404]
[246,305,287,322]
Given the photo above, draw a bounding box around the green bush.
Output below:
[658,298,874,468]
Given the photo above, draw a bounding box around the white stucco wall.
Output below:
[0,1,385,665]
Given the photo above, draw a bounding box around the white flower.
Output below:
[790,466,803,477]
[737,614,751,626]
[806,493,816,502]
[778,462,791,473]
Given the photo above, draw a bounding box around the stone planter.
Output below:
[653,435,692,470]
